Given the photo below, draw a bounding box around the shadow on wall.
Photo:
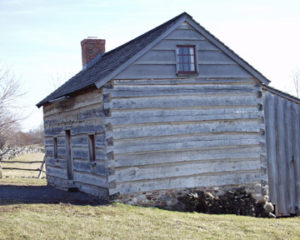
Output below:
[0,185,108,206]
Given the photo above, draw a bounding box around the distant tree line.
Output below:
[0,66,44,149]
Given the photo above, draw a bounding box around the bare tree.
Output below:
[0,67,23,149]
[292,70,300,98]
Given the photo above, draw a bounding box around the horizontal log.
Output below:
[110,94,258,110]
[110,108,262,126]
[46,166,68,179]
[113,78,255,86]
[44,89,102,117]
[114,133,262,154]
[115,159,261,182]
[73,159,108,176]
[114,170,261,194]
[76,183,108,199]
[108,84,257,98]
[113,145,261,167]
[112,119,263,139]
[71,124,105,136]
[47,158,67,168]
[73,171,108,188]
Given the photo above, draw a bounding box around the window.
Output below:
[88,134,96,162]
[176,45,197,74]
[53,137,58,159]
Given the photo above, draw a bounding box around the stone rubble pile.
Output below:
[177,187,275,218]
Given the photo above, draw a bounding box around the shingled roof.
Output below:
[37,12,271,107]
[36,13,185,107]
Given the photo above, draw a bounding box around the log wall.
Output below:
[43,87,109,198]
[105,77,267,199]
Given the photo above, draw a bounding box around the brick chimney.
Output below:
[81,37,105,68]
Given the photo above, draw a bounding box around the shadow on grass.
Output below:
[0,185,109,206]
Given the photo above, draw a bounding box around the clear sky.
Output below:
[1,0,300,131]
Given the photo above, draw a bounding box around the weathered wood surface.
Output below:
[264,90,300,216]
[43,88,109,195]
[109,76,265,196]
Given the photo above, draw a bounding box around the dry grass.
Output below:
[0,203,300,240]
[1,152,45,178]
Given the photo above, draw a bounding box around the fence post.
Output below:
[38,155,46,179]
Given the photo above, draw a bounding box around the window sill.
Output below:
[176,72,199,77]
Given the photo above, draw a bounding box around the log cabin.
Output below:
[37,12,300,216]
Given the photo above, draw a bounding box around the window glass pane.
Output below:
[178,63,183,71]
[183,55,189,63]
[183,64,189,71]
[183,47,189,54]
[190,64,195,71]
[178,47,184,55]
[190,55,194,63]
[178,55,183,63]
[189,47,194,55]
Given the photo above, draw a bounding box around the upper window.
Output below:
[176,45,197,74]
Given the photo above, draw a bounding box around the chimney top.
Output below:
[81,38,105,68]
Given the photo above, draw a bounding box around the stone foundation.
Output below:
[112,183,274,217]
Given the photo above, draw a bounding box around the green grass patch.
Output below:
[0,203,300,240]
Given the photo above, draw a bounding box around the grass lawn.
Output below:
[1,153,300,239]
[0,203,300,240]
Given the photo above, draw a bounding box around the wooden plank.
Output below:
[112,120,263,139]
[263,92,278,204]
[114,145,261,167]
[276,97,288,215]
[286,101,295,214]
[295,104,300,214]
[110,94,258,110]
[152,39,218,51]
[137,50,176,62]
[165,28,205,40]
[115,159,261,182]
[198,51,235,64]
[114,170,261,194]
[116,64,250,79]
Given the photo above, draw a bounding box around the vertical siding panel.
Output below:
[264,93,278,205]
[276,97,288,215]
[295,105,300,214]
[286,101,295,214]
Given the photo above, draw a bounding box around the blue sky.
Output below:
[1,0,300,131]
